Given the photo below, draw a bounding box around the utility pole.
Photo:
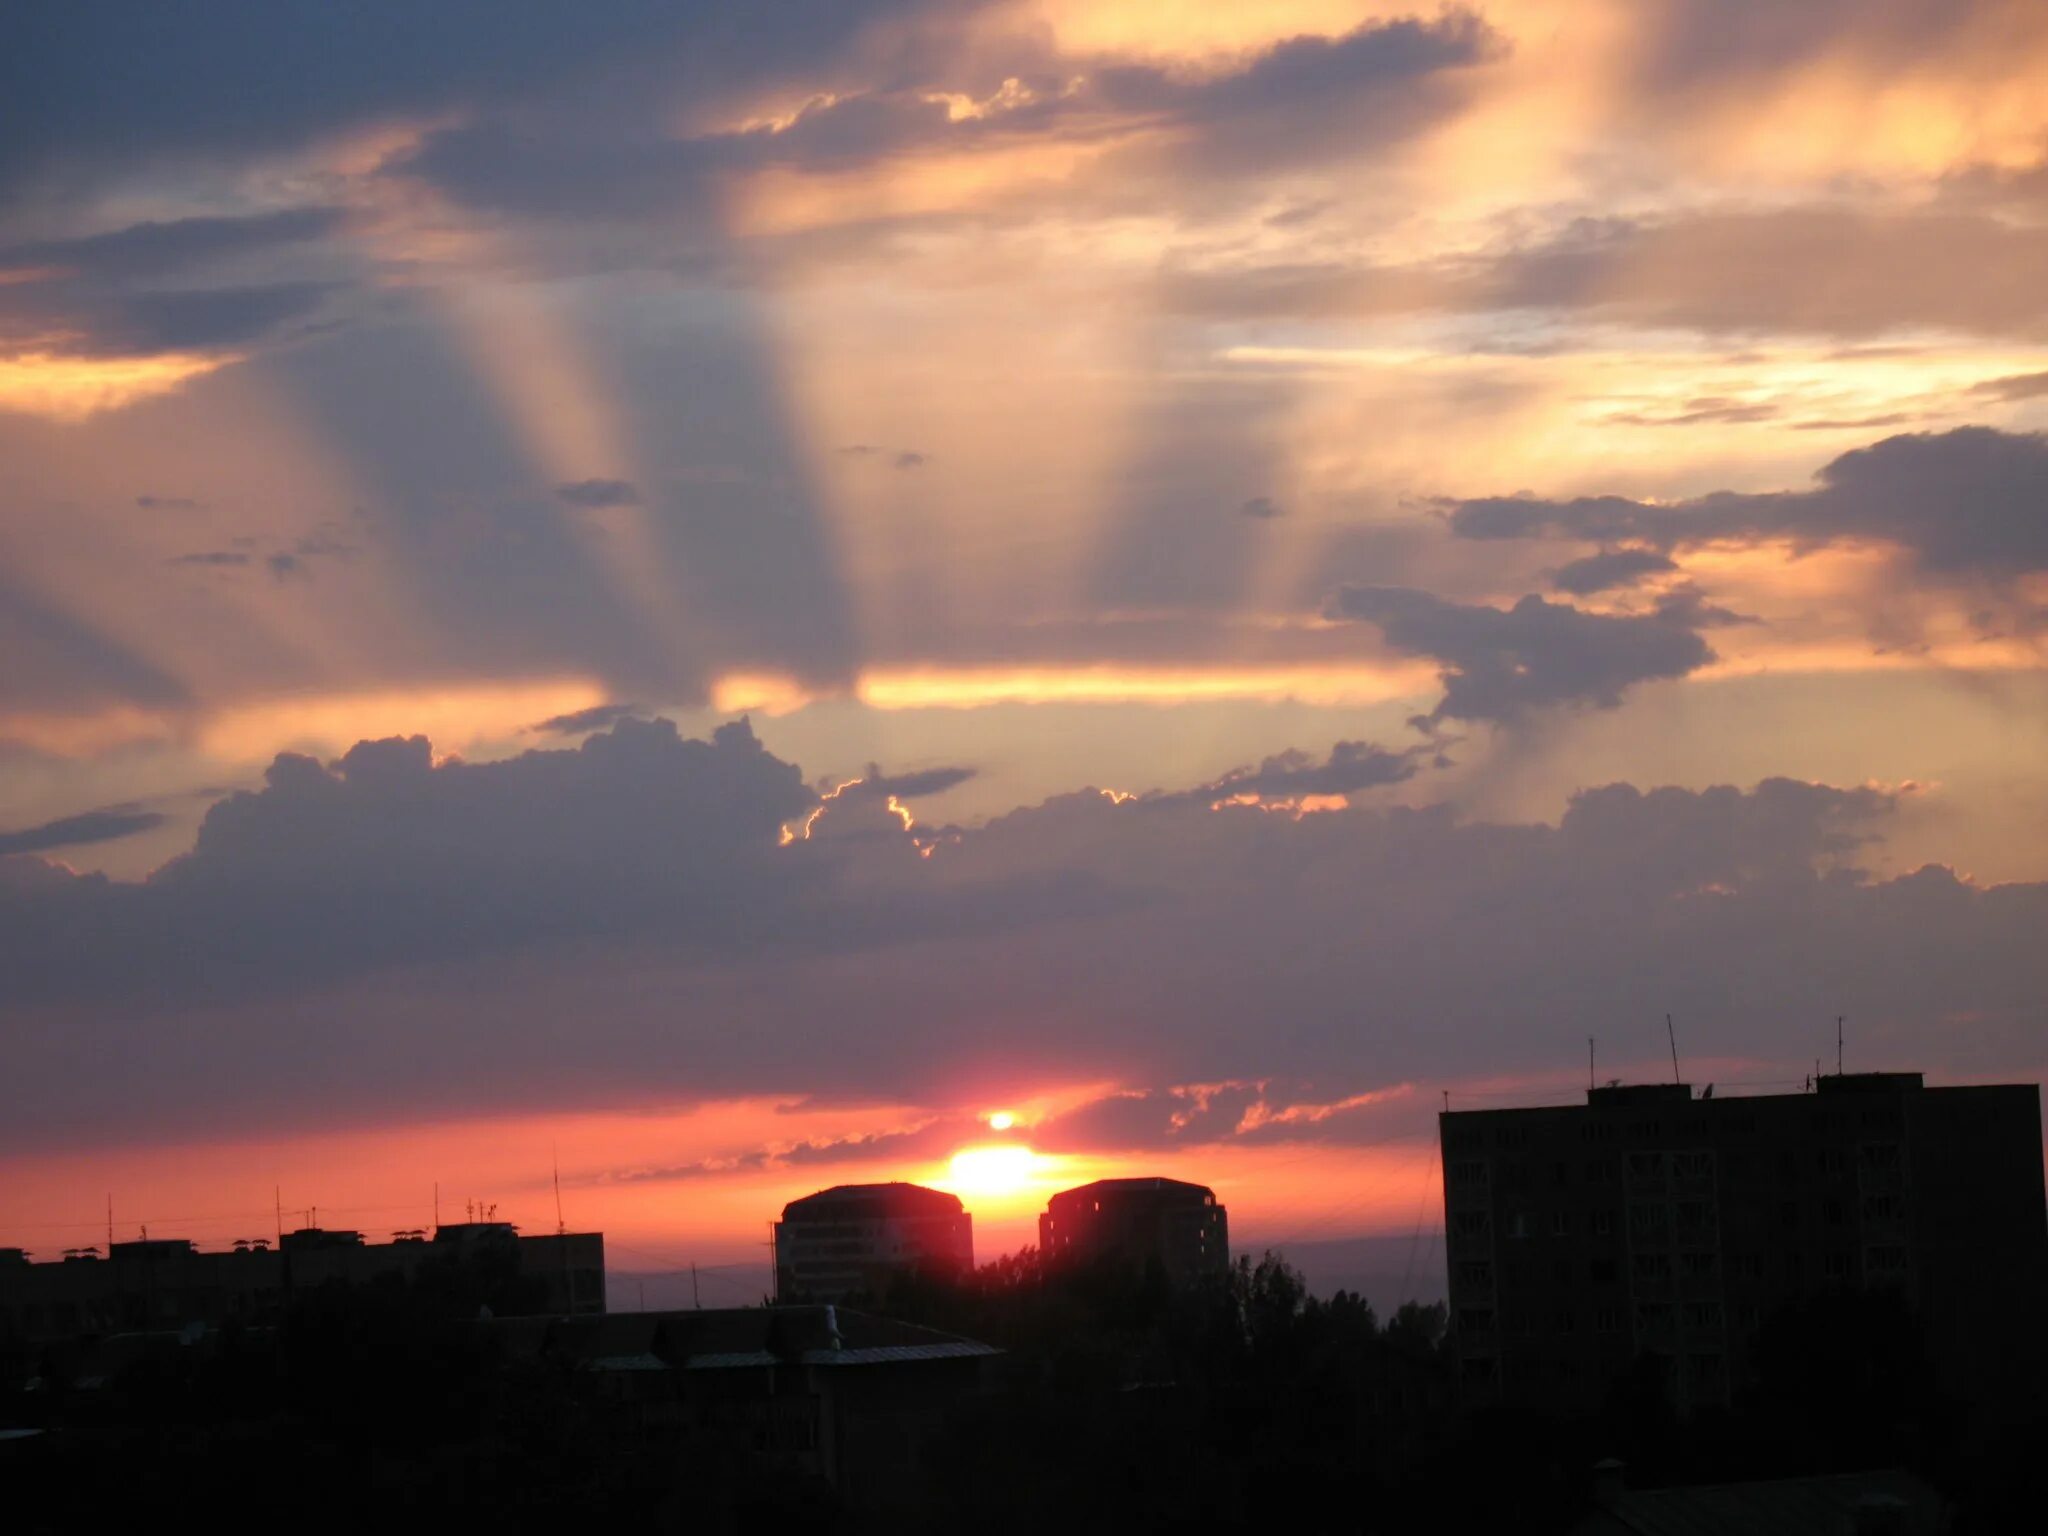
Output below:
[692,1262,701,1310]
[1836,1015,1845,1077]
[1666,1014,1682,1085]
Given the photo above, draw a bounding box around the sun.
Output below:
[946,1144,1038,1197]
[986,1111,1015,1131]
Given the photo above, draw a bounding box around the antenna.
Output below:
[106,1194,113,1251]
[1588,1037,1596,1092]
[692,1262,701,1310]
[1836,1015,1844,1076]
[1665,1013,1682,1086]
[553,1146,566,1237]
[274,1187,283,1247]
[434,1181,440,1230]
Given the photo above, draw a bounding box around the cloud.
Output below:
[845,763,976,799]
[0,719,2041,1151]
[0,208,344,284]
[1160,207,2048,338]
[0,805,165,857]
[1971,370,2048,402]
[1550,549,1679,595]
[530,702,649,735]
[554,478,642,509]
[395,13,1500,221]
[168,551,252,569]
[1178,741,1424,803]
[1446,426,2048,584]
[137,494,203,511]
[1239,496,1284,519]
[1324,586,1717,722]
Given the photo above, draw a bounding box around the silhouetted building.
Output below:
[1039,1177,1230,1284]
[0,1223,605,1345]
[1441,1072,2047,1414]
[489,1305,999,1512]
[774,1184,973,1302]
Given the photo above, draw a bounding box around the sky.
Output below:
[3,1,2046,1285]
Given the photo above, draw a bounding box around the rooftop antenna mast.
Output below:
[552,1147,566,1237]
[1588,1037,1596,1092]
[1665,1013,1682,1086]
[1836,1015,1845,1077]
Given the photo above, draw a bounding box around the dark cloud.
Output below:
[168,551,252,569]
[1179,741,1423,802]
[846,764,976,800]
[396,13,1499,220]
[1325,585,1717,722]
[0,2,952,198]
[265,553,308,581]
[892,451,926,470]
[0,717,2041,1150]
[0,806,165,857]
[0,208,344,283]
[137,495,203,511]
[531,702,650,735]
[1447,427,2048,582]
[0,278,338,357]
[1239,496,1284,519]
[554,478,642,509]
[1550,549,1679,595]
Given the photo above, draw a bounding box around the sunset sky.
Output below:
[3,1,2046,1288]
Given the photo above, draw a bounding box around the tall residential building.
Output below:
[773,1183,974,1302]
[1440,1072,2047,1414]
[1038,1177,1231,1285]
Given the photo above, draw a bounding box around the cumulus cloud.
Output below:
[1324,585,1717,721]
[1446,427,2048,585]
[1,718,2039,1153]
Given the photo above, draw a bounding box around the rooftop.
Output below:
[780,1182,965,1221]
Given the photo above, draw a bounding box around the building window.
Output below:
[1550,1211,1572,1238]
[1631,1252,1673,1282]
[1866,1245,1908,1277]
[1552,1161,1569,1187]
[1820,1148,1848,1176]
[1629,1204,1669,1242]
[1860,1142,1903,1172]
[1453,1209,1492,1238]
[1676,1201,1715,1232]
[1681,1251,1718,1279]
[1595,1306,1623,1333]
[1459,1260,1494,1288]
[1592,1211,1615,1238]
[1554,1259,1573,1284]
[1729,1252,1763,1281]
[1507,1211,1534,1240]
[1589,1258,1618,1284]
[1672,1151,1712,1180]
[1861,1192,1904,1222]
[1627,1151,1666,1182]
[1554,1308,1577,1334]
[1451,1160,1489,1189]
[1823,1198,1846,1227]
[1683,1301,1722,1330]
[1824,1251,1852,1280]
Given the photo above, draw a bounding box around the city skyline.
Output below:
[4,2,2047,1271]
